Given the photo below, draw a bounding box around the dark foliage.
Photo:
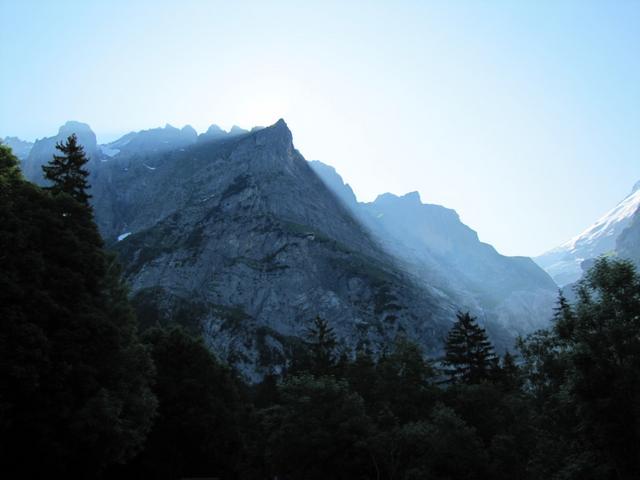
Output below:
[261,374,375,480]
[112,327,248,479]
[519,257,640,479]
[0,144,156,477]
[443,311,498,384]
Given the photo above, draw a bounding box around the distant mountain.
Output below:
[10,119,558,378]
[99,124,197,158]
[310,161,557,335]
[535,182,640,286]
[98,124,254,159]
[1,136,33,160]
[18,122,253,185]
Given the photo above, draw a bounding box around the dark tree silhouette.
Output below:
[42,133,91,204]
[305,315,337,375]
[1,145,155,477]
[443,311,497,384]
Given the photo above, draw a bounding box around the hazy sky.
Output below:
[1,0,638,257]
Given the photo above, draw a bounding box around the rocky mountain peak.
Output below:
[197,124,227,143]
[181,125,198,140]
[58,120,94,136]
[373,191,421,207]
[252,118,294,153]
[206,124,225,135]
[402,191,422,204]
[56,121,98,153]
[229,125,249,136]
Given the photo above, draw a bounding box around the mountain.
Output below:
[10,119,558,379]
[98,124,255,159]
[310,161,557,335]
[1,136,33,160]
[88,119,465,379]
[535,182,640,286]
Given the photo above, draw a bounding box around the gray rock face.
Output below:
[90,119,458,380]
[310,161,557,336]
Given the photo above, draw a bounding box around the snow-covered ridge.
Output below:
[535,182,640,286]
[562,187,640,252]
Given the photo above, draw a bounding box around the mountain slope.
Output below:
[310,161,557,335]
[536,182,640,285]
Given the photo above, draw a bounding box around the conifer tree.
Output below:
[305,315,337,375]
[443,311,498,384]
[42,133,91,204]
[497,351,522,391]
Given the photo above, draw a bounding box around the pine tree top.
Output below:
[42,133,91,205]
[443,311,498,384]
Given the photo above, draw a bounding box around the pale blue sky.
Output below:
[1,0,638,256]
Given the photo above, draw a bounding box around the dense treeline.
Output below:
[1,140,639,479]
[0,139,156,477]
